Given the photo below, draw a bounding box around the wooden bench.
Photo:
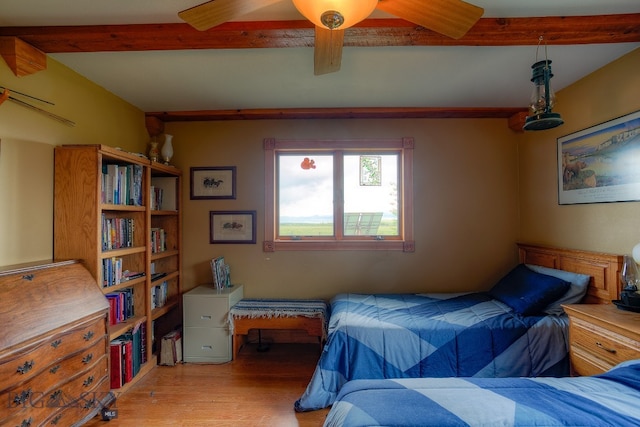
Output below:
[230,299,328,359]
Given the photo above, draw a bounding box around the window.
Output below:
[264,138,414,251]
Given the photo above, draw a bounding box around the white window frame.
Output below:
[263,137,414,252]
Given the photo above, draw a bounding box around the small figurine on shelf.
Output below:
[161,134,174,165]
[149,138,159,162]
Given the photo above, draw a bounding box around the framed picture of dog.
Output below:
[190,166,236,200]
[210,211,256,244]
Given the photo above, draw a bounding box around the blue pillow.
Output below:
[488,264,571,316]
[526,264,590,315]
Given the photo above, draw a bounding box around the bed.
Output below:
[323,359,640,426]
[295,243,623,412]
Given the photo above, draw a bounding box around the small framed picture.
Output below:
[190,167,236,200]
[210,210,256,244]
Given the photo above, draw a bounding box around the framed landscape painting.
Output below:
[558,110,640,205]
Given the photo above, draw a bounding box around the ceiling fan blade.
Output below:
[178,0,282,31]
[376,0,483,39]
[314,27,344,76]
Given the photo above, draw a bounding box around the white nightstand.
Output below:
[183,284,244,363]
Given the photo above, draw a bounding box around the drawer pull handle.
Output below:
[17,360,34,374]
[50,365,61,374]
[51,414,62,425]
[84,375,94,387]
[201,315,212,320]
[21,274,34,281]
[51,339,62,348]
[596,341,617,353]
[13,388,32,405]
[19,417,33,427]
[202,345,213,350]
[83,330,95,341]
[84,397,97,409]
[50,389,62,402]
[82,353,94,364]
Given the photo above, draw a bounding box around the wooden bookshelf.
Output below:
[54,144,182,392]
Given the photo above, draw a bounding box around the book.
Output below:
[123,338,133,384]
[211,256,228,289]
[140,320,147,364]
[109,339,124,389]
[151,272,167,282]
[124,321,143,378]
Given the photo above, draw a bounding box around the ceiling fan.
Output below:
[178,0,484,75]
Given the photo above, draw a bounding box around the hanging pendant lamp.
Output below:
[523,36,564,131]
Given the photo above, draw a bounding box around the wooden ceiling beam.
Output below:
[3,14,635,127]
[0,36,46,76]
[145,106,528,122]
[0,14,638,53]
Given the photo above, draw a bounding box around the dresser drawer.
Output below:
[569,316,640,374]
[0,355,109,427]
[0,316,107,393]
[570,347,615,376]
[1,336,108,416]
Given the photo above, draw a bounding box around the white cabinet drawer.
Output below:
[183,327,231,363]
[183,298,228,327]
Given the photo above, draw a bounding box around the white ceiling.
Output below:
[1,0,639,113]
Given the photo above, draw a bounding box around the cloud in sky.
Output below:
[279,154,398,219]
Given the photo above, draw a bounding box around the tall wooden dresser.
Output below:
[0,260,114,427]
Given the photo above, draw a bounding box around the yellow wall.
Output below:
[0,57,148,265]
[166,118,519,298]
[518,48,640,254]
[1,47,638,299]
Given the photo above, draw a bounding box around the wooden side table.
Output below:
[563,304,640,376]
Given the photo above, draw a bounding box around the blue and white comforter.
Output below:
[323,360,640,426]
[295,292,569,411]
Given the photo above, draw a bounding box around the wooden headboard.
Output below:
[517,243,623,305]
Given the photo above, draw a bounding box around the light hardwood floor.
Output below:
[85,343,330,427]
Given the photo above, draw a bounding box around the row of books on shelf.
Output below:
[106,288,134,326]
[150,227,167,254]
[110,320,147,389]
[102,163,143,206]
[151,281,169,310]
[102,258,171,289]
[102,215,135,251]
[102,257,145,288]
[102,257,123,287]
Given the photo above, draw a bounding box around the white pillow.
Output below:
[526,264,590,315]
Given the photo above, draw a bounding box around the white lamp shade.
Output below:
[633,243,640,264]
[292,0,378,29]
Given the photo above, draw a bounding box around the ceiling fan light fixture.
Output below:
[321,10,345,30]
[292,0,378,30]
